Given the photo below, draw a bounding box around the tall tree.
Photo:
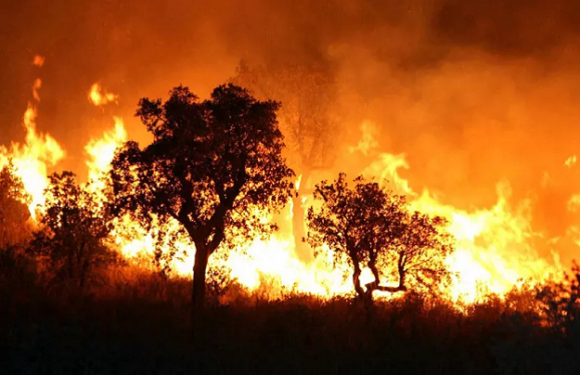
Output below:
[233,61,339,262]
[30,172,117,290]
[110,84,294,312]
[306,173,454,301]
[0,161,31,248]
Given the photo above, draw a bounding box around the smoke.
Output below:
[2,0,580,262]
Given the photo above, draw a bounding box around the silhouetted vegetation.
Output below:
[537,261,580,334]
[0,161,31,248]
[110,84,294,313]
[3,83,580,375]
[30,172,120,292]
[306,173,454,301]
[4,270,580,375]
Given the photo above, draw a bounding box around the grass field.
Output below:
[3,252,580,375]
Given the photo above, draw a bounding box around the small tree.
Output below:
[306,173,454,301]
[30,172,117,290]
[0,161,31,248]
[110,84,294,313]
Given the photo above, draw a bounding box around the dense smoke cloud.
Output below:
[2,0,580,261]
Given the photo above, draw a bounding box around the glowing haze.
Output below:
[2,0,580,302]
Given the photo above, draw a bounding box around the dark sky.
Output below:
[2,0,580,252]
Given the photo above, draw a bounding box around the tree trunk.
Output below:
[292,170,312,263]
[191,244,209,319]
[364,261,407,297]
[352,263,365,300]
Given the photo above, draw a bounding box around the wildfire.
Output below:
[412,184,562,302]
[32,55,45,67]
[0,57,65,217]
[32,79,42,102]
[85,117,127,183]
[565,155,577,168]
[0,73,569,305]
[357,122,563,302]
[88,83,119,107]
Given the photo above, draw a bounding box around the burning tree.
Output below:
[0,161,31,248]
[233,61,339,262]
[30,172,118,290]
[110,84,294,312]
[306,173,454,301]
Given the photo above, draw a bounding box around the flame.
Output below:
[295,174,302,192]
[401,170,561,303]
[32,79,42,102]
[349,120,379,156]
[88,83,119,107]
[0,73,570,306]
[0,59,65,217]
[362,152,415,195]
[82,89,195,275]
[334,121,563,302]
[85,117,127,183]
[33,55,45,67]
[14,105,65,216]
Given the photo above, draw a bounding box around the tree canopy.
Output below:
[30,172,117,290]
[110,83,295,311]
[306,173,454,301]
[0,161,31,248]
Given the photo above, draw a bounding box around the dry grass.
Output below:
[2,250,580,375]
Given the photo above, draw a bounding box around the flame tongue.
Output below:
[0,73,567,304]
[0,57,65,218]
[88,83,119,107]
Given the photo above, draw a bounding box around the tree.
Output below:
[306,173,454,301]
[537,262,580,333]
[233,61,339,262]
[110,84,294,313]
[30,172,117,290]
[0,161,31,248]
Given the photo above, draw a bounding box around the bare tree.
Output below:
[233,61,339,262]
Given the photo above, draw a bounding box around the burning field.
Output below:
[3,1,580,373]
[0,53,571,305]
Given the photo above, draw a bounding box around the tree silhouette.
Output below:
[0,161,31,248]
[110,84,294,313]
[233,61,338,263]
[537,261,580,333]
[30,172,117,290]
[306,173,454,301]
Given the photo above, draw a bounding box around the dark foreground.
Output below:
[3,271,580,375]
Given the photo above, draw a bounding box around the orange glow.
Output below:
[412,185,562,303]
[0,58,65,217]
[0,67,569,305]
[32,79,42,102]
[88,83,119,107]
[32,55,45,67]
[85,117,127,183]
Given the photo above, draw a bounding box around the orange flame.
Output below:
[0,78,568,305]
[32,55,45,67]
[0,58,65,217]
[88,83,119,107]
